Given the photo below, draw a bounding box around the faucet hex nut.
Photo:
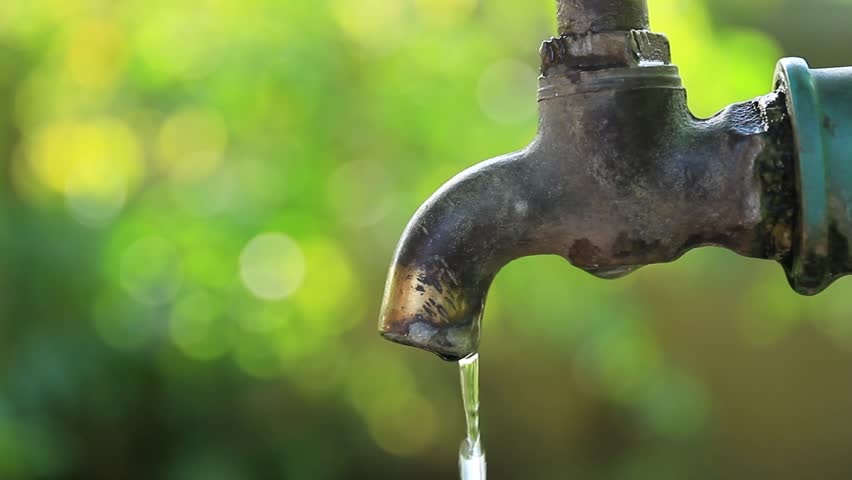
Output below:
[540,30,671,76]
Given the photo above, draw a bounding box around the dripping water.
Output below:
[458,353,486,480]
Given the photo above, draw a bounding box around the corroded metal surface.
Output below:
[379,0,799,361]
[557,0,649,35]
[540,30,671,74]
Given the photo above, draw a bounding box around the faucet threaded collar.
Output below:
[540,30,672,76]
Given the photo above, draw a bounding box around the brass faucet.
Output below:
[379,0,852,360]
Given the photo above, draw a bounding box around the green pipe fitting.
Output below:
[776,58,852,295]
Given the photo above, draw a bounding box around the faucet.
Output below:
[379,0,852,361]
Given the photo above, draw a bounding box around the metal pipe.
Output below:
[557,0,649,34]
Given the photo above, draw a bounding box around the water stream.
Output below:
[458,353,486,480]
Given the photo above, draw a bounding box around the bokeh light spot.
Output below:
[27,119,143,225]
[157,108,228,182]
[170,291,230,360]
[120,236,183,306]
[65,168,128,227]
[239,233,305,301]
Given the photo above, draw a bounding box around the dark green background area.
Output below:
[0,0,852,478]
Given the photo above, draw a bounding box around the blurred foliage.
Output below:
[0,0,851,479]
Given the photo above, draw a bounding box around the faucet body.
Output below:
[380,0,851,360]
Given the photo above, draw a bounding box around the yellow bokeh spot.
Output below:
[415,0,478,27]
[28,119,142,192]
[66,19,127,90]
[27,119,143,224]
[157,108,228,181]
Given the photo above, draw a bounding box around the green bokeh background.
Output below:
[1,0,852,478]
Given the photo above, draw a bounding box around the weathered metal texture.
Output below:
[540,30,671,74]
[380,59,795,361]
[379,1,807,361]
[775,58,852,294]
[557,0,649,35]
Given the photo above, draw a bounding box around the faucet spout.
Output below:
[379,152,545,361]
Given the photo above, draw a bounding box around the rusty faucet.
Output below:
[379,0,852,360]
